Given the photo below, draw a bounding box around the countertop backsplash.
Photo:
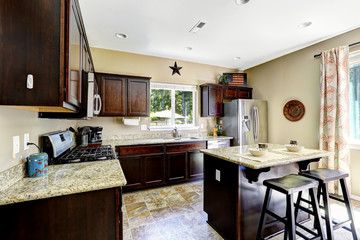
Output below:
[102,130,210,141]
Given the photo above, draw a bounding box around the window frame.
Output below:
[149,82,199,131]
[349,50,360,148]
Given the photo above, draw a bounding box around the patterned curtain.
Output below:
[319,46,350,195]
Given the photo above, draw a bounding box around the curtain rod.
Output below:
[313,41,360,58]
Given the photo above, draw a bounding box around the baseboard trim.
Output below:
[351,194,360,201]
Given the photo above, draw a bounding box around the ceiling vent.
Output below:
[189,20,206,33]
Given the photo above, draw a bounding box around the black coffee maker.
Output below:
[89,126,103,143]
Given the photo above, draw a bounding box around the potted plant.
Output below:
[218,74,229,85]
[216,130,222,136]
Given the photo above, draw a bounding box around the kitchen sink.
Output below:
[173,137,200,140]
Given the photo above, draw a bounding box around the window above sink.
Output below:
[149,83,199,131]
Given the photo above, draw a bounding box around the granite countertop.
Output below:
[200,143,333,169]
[0,160,126,206]
[103,136,233,147]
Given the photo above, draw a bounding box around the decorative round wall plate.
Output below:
[283,100,305,121]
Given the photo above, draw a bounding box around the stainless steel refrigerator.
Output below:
[221,99,268,146]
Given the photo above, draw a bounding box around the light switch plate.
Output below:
[24,133,30,150]
[141,125,147,131]
[215,169,221,182]
[13,136,20,155]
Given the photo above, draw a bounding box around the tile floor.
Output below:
[122,180,360,240]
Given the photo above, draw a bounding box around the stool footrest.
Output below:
[294,204,314,215]
[329,194,345,203]
[333,219,351,231]
[296,230,322,240]
[265,209,286,224]
[299,197,312,205]
[295,222,318,236]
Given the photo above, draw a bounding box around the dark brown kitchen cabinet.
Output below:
[0,0,94,112]
[117,141,206,192]
[117,144,165,191]
[96,73,150,117]
[201,84,223,117]
[98,74,127,116]
[0,187,123,240]
[201,83,252,117]
[118,156,143,189]
[166,152,187,183]
[189,150,204,179]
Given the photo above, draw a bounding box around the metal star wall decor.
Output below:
[169,61,182,76]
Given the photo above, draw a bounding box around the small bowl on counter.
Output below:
[285,144,304,152]
[248,148,267,157]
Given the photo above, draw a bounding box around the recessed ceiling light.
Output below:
[235,0,250,4]
[298,22,312,29]
[234,57,241,60]
[185,47,193,51]
[115,33,127,39]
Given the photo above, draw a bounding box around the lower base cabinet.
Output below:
[117,141,206,192]
[0,187,123,240]
[167,152,187,183]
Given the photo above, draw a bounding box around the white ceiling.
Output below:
[78,0,360,70]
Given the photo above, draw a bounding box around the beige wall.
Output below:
[0,107,76,173]
[245,27,360,196]
[78,48,235,138]
[0,49,234,174]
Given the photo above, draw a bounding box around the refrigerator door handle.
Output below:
[253,106,259,143]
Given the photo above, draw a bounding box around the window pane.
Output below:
[150,89,171,126]
[175,90,193,125]
[350,63,360,140]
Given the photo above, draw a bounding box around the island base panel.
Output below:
[204,155,308,240]
[0,187,122,240]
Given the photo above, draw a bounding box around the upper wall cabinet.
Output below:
[200,83,253,117]
[0,0,94,112]
[96,73,151,117]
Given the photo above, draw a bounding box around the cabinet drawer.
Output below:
[166,142,206,152]
[117,144,164,156]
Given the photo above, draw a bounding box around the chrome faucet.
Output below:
[173,127,179,138]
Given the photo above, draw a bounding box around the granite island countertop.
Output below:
[200,143,333,169]
[103,136,233,147]
[0,160,126,206]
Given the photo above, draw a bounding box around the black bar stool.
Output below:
[257,174,324,240]
[299,168,359,240]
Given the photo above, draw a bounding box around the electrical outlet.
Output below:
[24,133,30,150]
[215,169,221,182]
[13,136,20,155]
[141,125,147,131]
[201,124,204,129]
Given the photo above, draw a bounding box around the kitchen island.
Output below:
[200,144,333,240]
[0,160,126,240]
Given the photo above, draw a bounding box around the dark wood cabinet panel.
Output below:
[0,188,122,240]
[238,87,252,99]
[97,73,150,117]
[0,0,92,112]
[167,152,187,183]
[117,141,206,191]
[166,142,206,153]
[223,86,238,99]
[144,154,165,186]
[189,150,204,179]
[119,156,143,190]
[201,83,252,117]
[117,145,164,156]
[98,74,126,116]
[127,78,150,116]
